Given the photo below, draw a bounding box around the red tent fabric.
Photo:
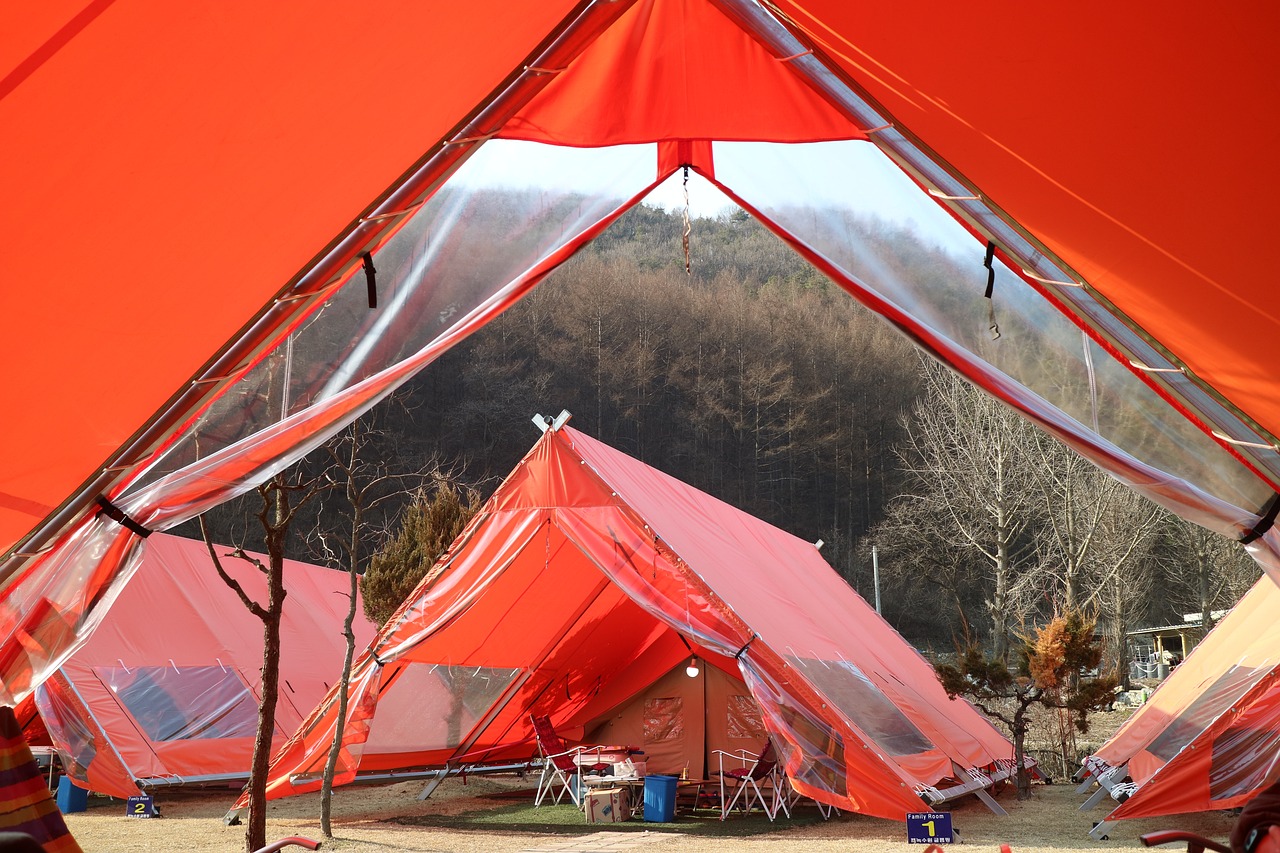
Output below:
[1081,574,1280,824]
[4,0,1280,750]
[13,533,375,799]
[247,422,1019,819]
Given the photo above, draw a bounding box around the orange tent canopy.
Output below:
[4,0,1280,759]
[250,421,1019,819]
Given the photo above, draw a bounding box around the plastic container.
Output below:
[643,774,677,822]
[56,776,88,813]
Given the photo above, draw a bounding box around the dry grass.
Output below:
[63,771,1238,853]
[66,690,1217,853]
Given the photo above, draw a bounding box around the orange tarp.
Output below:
[251,423,1016,819]
[1087,574,1280,820]
[5,1,1280,783]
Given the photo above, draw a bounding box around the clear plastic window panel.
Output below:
[130,141,654,491]
[744,664,849,798]
[643,697,684,742]
[364,662,520,753]
[1147,666,1266,762]
[32,680,98,778]
[790,656,934,758]
[1206,691,1280,800]
[713,140,1270,514]
[726,694,766,740]
[96,665,261,742]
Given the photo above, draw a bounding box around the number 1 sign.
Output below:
[906,811,953,844]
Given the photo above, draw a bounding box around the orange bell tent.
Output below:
[14,533,375,800]
[241,419,1024,820]
[1080,574,1280,837]
[4,1,1280,748]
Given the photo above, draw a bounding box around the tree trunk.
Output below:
[320,561,359,837]
[1012,716,1032,800]
[247,500,288,852]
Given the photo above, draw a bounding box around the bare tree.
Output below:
[1024,433,1165,617]
[1162,518,1261,635]
[887,359,1044,660]
[200,469,319,853]
[306,414,432,838]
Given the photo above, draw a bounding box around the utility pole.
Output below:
[871,544,882,614]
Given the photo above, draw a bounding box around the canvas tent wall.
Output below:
[13,533,375,800]
[242,421,1020,819]
[1080,573,1280,834]
[4,0,1280,735]
[584,658,771,779]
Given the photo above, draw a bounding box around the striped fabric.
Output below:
[0,707,82,853]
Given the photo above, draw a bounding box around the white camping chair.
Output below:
[531,714,587,807]
[714,737,786,820]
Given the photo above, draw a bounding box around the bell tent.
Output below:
[244,419,1024,819]
[4,6,1280,813]
[1080,573,1280,837]
[14,533,376,800]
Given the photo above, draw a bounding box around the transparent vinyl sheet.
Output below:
[712,141,1273,527]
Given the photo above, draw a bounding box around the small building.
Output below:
[1126,609,1229,679]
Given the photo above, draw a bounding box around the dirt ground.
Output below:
[63,771,1239,853]
[64,687,1210,853]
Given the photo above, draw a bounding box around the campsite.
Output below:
[5,2,1280,852]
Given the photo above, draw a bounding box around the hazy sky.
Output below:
[450,138,971,257]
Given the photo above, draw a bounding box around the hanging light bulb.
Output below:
[686,657,700,678]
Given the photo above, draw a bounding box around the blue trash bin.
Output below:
[56,776,87,814]
[643,774,677,822]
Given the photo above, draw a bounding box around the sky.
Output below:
[449,138,972,257]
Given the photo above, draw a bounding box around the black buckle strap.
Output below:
[94,495,151,538]
[362,251,378,309]
[1241,493,1280,545]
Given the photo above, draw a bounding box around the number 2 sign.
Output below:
[125,795,155,818]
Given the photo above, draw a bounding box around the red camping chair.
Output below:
[531,715,590,807]
[714,738,787,821]
[1139,831,1230,853]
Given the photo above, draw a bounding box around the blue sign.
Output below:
[906,811,953,844]
[126,795,155,818]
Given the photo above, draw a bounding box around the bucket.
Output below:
[643,774,677,822]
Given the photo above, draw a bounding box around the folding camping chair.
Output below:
[714,737,787,820]
[531,715,589,807]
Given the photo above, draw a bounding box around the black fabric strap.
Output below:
[362,251,377,309]
[983,241,996,298]
[1241,493,1280,545]
[734,635,757,660]
[94,495,151,538]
